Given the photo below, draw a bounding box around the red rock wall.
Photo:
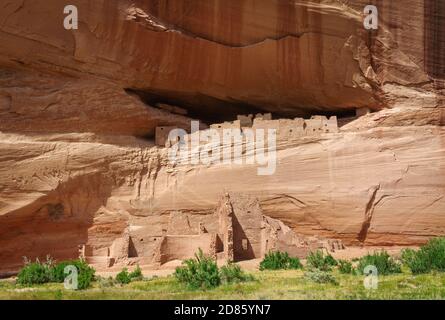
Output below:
[0,0,442,115]
[0,1,444,273]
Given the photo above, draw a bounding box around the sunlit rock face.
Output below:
[0,0,444,273]
[0,0,443,116]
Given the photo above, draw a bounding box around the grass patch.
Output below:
[5,246,445,300]
[304,270,338,285]
[4,269,445,300]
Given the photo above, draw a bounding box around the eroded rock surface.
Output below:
[1,0,443,115]
[0,0,444,273]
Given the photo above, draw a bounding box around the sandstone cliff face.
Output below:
[1,0,443,117]
[0,0,444,273]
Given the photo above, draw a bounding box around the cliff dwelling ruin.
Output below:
[81,193,344,268]
[155,113,339,147]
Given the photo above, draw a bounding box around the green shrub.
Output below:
[338,259,353,274]
[424,237,445,271]
[220,263,254,284]
[357,251,401,275]
[324,254,338,267]
[51,260,90,282]
[17,260,52,286]
[306,250,337,271]
[174,249,220,290]
[401,249,416,270]
[401,248,429,274]
[259,251,302,271]
[17,257,94,290]
[288,257,304,269]
[50,261,71,283]
[304,270,338,285]
[115,265,143,284]
[76,262,95,290]
[129,265,143,281]
[51,259,95,290]
[402,237,445,274]
[116,268,132,285]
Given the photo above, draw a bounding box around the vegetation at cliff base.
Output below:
[259,251,303,271]
[220,263,254,285]
[401,237,445,274]
[174,249,254,290]
[4,268,445,300]
[6,239,445,300]
[306,250,338,272]
[116,265,143,285]
[356,251,402,275]
[16,257,95,290]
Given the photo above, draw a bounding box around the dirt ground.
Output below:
[94,246,417,278]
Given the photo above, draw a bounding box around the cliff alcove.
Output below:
[0,0,444,274]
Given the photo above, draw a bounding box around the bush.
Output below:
[174,249,220,290]
[402,237,445,274]
[51,259,95,290]
[16,257,95,290]
[51,260,92,281]
[116,268,132,285]
[338,259,353,274]
[50,261,72,283]
[129,265,143,281]
[306,250,337,271]
[401,248,430,274]
[357,251,401,275]
[259,251,303,271]
[220,263,254,284]
[304,270,338,285]
[76,261,96,290]
[17,260,52,286]
[324,254,338,267]
[115,265,143,284]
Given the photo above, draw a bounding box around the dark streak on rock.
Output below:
[358,184,381,243]
[424,0,445,80]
